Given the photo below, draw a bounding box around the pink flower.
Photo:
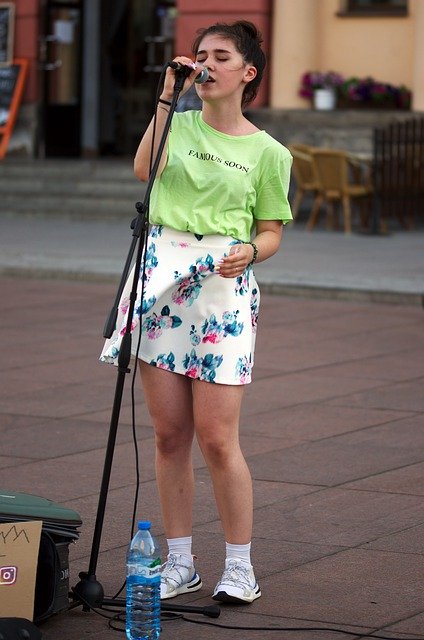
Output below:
[203,333,221,344]
[147,327,162,339]
[119,297,130,314]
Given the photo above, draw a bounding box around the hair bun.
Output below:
[237,20,263,46]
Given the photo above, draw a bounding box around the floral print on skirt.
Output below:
[100,225,260,385]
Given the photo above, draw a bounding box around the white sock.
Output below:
[167,536,193,562]
[225,541,251,566]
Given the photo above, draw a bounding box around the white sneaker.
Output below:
[160,553,202,600]
[213,558,261,604]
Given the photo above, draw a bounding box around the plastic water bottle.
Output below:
[126,520,161,640]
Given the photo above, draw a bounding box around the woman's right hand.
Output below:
[161,56,199,102]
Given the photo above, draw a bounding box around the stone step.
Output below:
[0,177,145,197]
[1,193,146,219]
[0,158,136,179]
[0,158,147,219]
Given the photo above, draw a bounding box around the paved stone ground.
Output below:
[1,276,423,639]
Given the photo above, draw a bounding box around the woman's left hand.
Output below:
[215,244,254,278]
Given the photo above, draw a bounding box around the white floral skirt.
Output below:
[100,225,260,385]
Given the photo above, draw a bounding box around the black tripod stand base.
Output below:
[71,572,105,611]
[71,575,220,618]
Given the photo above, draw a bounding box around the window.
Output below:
[338,0,408,16]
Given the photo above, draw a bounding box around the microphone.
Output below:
[168,61,209,84]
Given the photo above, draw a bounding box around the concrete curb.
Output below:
[2,265,422,307]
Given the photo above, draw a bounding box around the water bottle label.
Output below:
[136,565,160,578]
[128,558,160,579]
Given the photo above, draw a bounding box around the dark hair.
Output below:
[192,20,266,108]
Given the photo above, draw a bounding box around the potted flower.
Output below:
[299,71,344,110]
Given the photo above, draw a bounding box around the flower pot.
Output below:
[313,88,336,111]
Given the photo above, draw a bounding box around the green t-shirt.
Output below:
[149,110,293,242]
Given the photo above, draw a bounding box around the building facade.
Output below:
[271,0,424,111]
[5,0,424,158]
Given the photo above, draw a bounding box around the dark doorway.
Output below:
[99,0,176,156]
[40,0,83,157]
[38,0,176,157]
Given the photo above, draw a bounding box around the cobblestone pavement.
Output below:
[1,275,423,639]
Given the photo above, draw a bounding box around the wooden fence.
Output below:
[372,117,424,231]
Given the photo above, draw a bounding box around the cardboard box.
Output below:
[0,520,42,620]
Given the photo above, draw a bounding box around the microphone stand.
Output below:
[71,66,220,621]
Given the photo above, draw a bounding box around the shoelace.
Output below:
[220,560,253,588]
[161,554,192,587]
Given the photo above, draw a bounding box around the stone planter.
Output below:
[337,96,410,110]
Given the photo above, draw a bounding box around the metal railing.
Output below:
[372,117,424,231]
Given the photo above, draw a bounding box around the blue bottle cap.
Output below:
[137,520,151,530]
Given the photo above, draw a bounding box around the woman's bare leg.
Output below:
[192,380,252,543]
[139,362,195,538]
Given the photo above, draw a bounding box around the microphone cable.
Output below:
[107,56,195,602]
[106,62,169,603]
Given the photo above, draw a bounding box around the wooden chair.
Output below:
[307,148,373,234]
[287,144,321,220]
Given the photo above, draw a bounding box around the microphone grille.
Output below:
[194,67,209,84]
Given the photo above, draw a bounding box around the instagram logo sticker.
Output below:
[0,565,18,585]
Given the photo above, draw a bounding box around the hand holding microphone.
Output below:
[159,57,208,108]
[168,60,209,84]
